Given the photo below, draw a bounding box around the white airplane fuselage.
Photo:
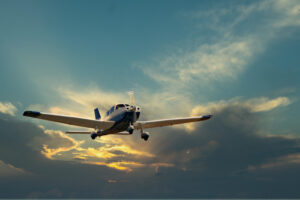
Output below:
[101,104,140,135]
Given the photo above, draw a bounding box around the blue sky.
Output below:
[0,0,300,198]
[1,0,299,132]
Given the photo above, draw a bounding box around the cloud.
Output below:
[186,96,291,131]
[83,160,145,172]
[140,0,300,92]
[0,160,26,177]
[143,38,257,86]
[0,101,17,116]
[191,96,291,115]
[1,103,300,197]
[24,125,84,160]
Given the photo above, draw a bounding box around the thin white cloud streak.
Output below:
[0,101,17,116]
[191,96,291,116]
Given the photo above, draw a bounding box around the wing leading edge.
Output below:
[134,115,212,129]
[23,111,115,130]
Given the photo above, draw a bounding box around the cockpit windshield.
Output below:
[116,104,125,109]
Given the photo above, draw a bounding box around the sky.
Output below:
[0,0,300,198]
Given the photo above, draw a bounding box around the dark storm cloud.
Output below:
[1,103,300,198]
[150,106,300,170]
[131,105,300,198]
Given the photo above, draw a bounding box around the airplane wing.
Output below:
[134,115,212,129]
[23,111,115,130]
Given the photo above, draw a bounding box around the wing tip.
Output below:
[23,111,41,117]
[202,114,213,120]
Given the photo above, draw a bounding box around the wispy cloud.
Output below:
[39,128,84,160]
[140,0,300,90]
[191,96,291,115]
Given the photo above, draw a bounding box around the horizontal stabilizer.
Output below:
[66,131,91,134]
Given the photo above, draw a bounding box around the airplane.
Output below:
[23,92,212,141]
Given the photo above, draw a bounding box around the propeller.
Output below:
[128,91,135,106]
[128,91,137,124]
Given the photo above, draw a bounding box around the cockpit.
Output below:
[116,104,125,109]
[106,104,131,116]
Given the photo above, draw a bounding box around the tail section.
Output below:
[94,108,101,120]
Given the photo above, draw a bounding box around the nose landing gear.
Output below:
[127,125,134,134]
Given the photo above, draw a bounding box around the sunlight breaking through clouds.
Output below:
[40,129,84,160]
[38,127,158,172]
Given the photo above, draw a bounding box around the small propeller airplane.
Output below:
[23,92,212,141]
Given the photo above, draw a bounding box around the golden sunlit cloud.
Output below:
[40,128,84,160]
[38,127,156,172]
[83,160,145,172]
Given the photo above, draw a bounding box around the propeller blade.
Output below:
[128,91,135,106]
[128,91,137,123]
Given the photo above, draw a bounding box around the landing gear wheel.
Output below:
[141,133,149,141]
[128,125,134,134]
[91,133,97,140]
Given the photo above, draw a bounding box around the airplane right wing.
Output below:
[23,111,115,130]
[134,115,212,130]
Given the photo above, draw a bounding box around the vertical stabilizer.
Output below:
[94,108,101,120]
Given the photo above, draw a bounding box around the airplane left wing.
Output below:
[23,111,115,130]
[134,115,212,129]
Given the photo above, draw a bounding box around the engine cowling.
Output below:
[141,132,150,141]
